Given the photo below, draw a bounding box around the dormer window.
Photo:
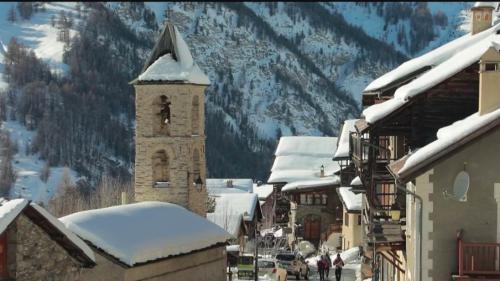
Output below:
[485,63,497,71]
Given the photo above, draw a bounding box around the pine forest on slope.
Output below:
[0,2,471,201]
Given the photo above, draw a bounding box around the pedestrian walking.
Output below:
[317,257,325,281]
[325,252,332,278]
[333,253,345,281]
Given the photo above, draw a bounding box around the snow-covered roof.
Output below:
[210,193,261,223]
[275,136,337,157]
[0,199,28,234]
[334,119,359,160]
[0,199,95,265]
[137,23,210,85]
[350,176,362,187]
[207,212,244,238]
[338,187,362,212]
[207,178,253,195]
[473,2,497,9]
[253,184,274,200]
[281,177,340,193]
[268,136,339,183]
[395,108,500,178]
[60,202,231,266]
[362,23,500,124]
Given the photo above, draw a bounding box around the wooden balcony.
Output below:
[453,233,500,280]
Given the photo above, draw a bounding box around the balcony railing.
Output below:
[458,234,500,276]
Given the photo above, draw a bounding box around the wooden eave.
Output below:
[390,117,500,184]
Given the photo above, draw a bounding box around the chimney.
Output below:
[479,45,500,115]
[471,2,495,35]
[226,180,233,188]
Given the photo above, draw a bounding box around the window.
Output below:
[191,95,200,135]
[307,194,314,205]
[476,12,482,20]
[344,213,349,226]
[314,194,322,205]
[153,150,170,185]
[322,194,328,205]
[159,95,171,124]
[358,215,362,225]
[485,63,497,72]
[300,194,306,204]
[154,95,171,135]
[485,13,491,21]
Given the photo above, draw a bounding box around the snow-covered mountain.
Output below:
[0,2,473,201]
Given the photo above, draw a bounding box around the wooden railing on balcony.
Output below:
[458,233,500,276]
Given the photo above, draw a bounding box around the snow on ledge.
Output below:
[350,176,362,186]
[281,177,340,192]
[399,108,500,175]
[338,187,362,211]
[60,202,231,266]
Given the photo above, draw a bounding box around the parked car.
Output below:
[258,259,287,281]
[275,252,309,280]
[237,254,255,280]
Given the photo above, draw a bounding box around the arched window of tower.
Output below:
[153,150,170,184]
[191,95,199,135]
[154,95,171,135]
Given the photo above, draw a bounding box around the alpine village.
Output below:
[0,2,500,281]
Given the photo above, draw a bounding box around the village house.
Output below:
[60,201,231,281]
[268,136,343,248]
[337,187,363,251]
[337,2,500,280]
[253,182,275,230]
[206,179,263,250]
[387,45,500,281]
[0,198,95,281]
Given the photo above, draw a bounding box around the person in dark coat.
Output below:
[333,253,345,281]
[325,253,332,278]
[317,257,325,281]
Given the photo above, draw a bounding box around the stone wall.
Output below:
[6,214,82,281]
[134,83,207,216]
[80,245,227,281]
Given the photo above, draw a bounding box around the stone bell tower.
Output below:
[132,23,209,216]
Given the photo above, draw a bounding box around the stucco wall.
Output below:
[134,83,207,216]
[407,127,500,281]
[80,245,226,281]
[7,214,83,281]
[341,209,362,250]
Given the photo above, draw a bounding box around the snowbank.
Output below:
[338,187,362,211]
[399,108,500,175]
[60,202,231,266]
[334,119,358,159]
[281,177,340,192]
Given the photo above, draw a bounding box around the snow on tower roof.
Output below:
[363,23,500,124]
[207,178,254,195]
[60,202,231,266]
[333,119,359,160]
[337,187,362,212]
[137,23,210,85]
[268,136,340,183]
[473,2,497,9]
[390,108,500,182]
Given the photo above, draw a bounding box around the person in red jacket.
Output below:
[333,253,345,281]
[317,256,326,281]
